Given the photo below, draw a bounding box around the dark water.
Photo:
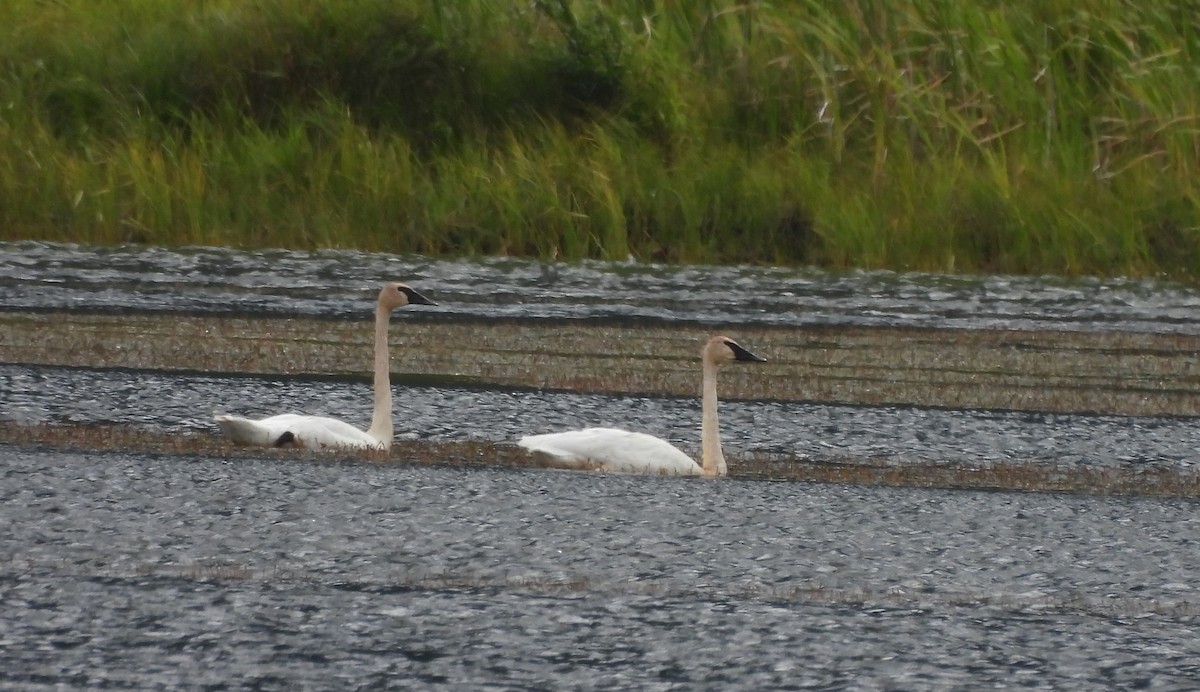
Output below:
[4,447,1200,689]
[4,242,1200,688]
[4,364,1200,470]
[4,240,1200,331]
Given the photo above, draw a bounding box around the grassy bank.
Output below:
[2,1,1199,277]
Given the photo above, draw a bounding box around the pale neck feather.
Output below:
[699,357,727,477]
[366,300,393,448]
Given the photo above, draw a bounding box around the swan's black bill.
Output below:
[729,342,767,362]
[401,286,437,306]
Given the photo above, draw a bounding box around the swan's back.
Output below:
[214,413,385,450]
[294,417,387,450]
[518,428,701,475]
[215,413,306,446]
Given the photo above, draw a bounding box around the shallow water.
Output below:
[4,447,1200,689]
[4,363,1200,470]
[4,242,1200,688]
[5,240,1200,332]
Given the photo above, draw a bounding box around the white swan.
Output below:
[517,335,766,476]
[214,282,436,450]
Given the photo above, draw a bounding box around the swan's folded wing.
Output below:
[214,413,307,446]
[215,413,381,449]
[293,417,385,450]
[518,427,700,475]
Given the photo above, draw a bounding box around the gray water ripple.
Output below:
[4,241,1200,331]
[8,242,1200,688]
[4,363,1199,469]
[3,448,1200,689]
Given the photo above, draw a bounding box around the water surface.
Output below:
[3,447,1199,689]
[4,241,1200,688]
[4,240,1200,332]
[4,363,1200,470]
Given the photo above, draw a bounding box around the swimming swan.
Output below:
[517,335,766,476]
[214,282,436,450]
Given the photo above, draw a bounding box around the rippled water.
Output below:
[4,241,1200,688]
[4,240,1200,331]
[4,447,1200,689]
[4,364,1200,470]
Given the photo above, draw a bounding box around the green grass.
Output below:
[2,0,1200,277]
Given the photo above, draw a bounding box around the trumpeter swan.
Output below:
[517,335,766,476]
[214,282,436,450]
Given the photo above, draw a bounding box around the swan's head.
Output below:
[380,282,437,309]
[705,335,767,365]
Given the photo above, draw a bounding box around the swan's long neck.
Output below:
[365,301,393,448]
[699,357,726,477]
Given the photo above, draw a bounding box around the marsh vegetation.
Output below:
[3,1,1200,276]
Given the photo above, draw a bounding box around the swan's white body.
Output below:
[518,427,700,474]
[214,282,435,451]
[518,336,765,477]
[214,413,383,450]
